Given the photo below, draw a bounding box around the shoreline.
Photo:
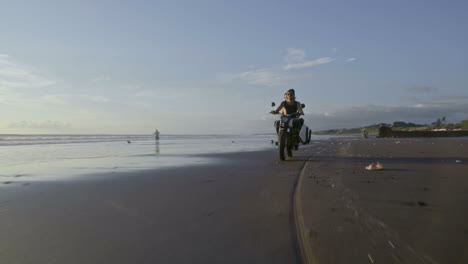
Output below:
[1,138,466,263]
[0,148,279,187]
[0,134,281,183]
[1,134,345,185]
[0,146,311,264]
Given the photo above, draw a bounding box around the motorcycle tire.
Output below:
[287,145,293,157]
[278,131,286,160]
[287,136,293,157]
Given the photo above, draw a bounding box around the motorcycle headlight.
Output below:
[281,116,289,123]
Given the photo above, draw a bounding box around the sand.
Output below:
[299,138,468,264]
[1,138,467,264]
[0,150,302,264]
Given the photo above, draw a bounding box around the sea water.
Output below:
[0,134,336,182]
[0,134,266,182]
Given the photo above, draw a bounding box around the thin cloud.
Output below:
[346,58,356,62]
[402,92,468,111]
[127,101,154,109]
[38,94,113,105]
[237,68,288,86]
[303,102,468,130]
[229,68,313,87]
[122,84,143,91]
[91,76,111,82]
[133,89,186,100]
[406,85,437,93]
[72,94,113,103]
[284,48,306,64]
[225,48,333,86]
[0,54,55,88]
[284,48,335,70]
[284,57,335,70]
[9,120,72,130]
[89,96,111,102]
[41,95,69,105]
[438,94,468,101]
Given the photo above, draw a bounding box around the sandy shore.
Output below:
[0,149,304,264]
[1,138,467,264]
[299,138,468,264]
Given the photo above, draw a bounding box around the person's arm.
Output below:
[297,102,304,115]
[270,102,284,114]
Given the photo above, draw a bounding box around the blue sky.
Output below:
[1,0,467,134]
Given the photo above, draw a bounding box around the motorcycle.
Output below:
[271,102,310,160]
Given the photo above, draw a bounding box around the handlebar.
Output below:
[270,111,302,117]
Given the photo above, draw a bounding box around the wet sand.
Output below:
[1,139,467,264]
[0,149,303,264]
[299,138,468,264]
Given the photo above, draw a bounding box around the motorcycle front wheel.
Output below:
[288,132,294,156]
[287,140,294,157]
[278,131,287,160]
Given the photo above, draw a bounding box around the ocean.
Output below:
[0,134,336,183]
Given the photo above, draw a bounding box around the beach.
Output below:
[0,148,302,264]
[299,138,468,264]
[1,138,467,263]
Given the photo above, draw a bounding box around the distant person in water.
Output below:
[155,129,160,140]
[270,89,305,133]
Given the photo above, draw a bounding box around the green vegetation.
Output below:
[461,120,468,129]
[431,117,468,130]
[314,125,381,135]
[314,118,468,135]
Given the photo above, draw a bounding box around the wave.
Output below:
[0,134,254,146]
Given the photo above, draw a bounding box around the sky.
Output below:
[1,0,467,134]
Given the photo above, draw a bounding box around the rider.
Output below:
[270,89,304,133]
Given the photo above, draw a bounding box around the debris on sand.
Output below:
[365,162,384,171]
[417,201,427,207]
